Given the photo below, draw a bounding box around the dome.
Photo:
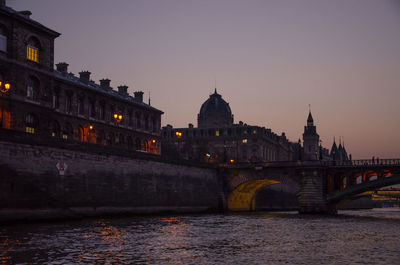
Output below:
[197,89,234,128]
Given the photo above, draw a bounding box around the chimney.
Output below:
[134,91,144,102]
[19,11,32,18]
[118,85,129,96]
[56,62,69,74]
[79,71,91,84]
[0,0,6,8]
[100,78,111,90]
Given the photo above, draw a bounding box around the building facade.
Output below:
[162,89,300,163]
[0,1,163,154]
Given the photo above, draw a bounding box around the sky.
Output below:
[8,0,400,159]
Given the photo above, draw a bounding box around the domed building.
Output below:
[198,89,233,128]
[162,89,300,163]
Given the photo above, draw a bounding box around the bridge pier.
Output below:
[298,168,336,214]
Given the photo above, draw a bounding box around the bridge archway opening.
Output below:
[227,179,280,211]
[328,173,400,204]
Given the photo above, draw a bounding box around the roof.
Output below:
[307,111,314,124]
[199,89,232,116]
[1,5,60,37]
[54,70,163,114]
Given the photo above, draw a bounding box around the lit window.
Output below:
[26,127,35,134]
[253,130,257,134]
[26,37,40,62]
[216,130,220,136]
[62,134,68,139]
[27,46,39,62]
[242,139,248,143]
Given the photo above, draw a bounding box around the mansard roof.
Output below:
[1,5,60,37]
[54,70,163,114]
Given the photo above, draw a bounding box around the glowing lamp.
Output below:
[206,153,211,158]
[113,113,122,122]
[0,81,11,93]
[175,131,182,138]
[230,159,235,163]
[89,125,94,130]
[152,139,156,143]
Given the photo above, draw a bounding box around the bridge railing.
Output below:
[222,159,400,168]
[324,159,400,167]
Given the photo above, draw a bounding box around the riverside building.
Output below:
[0,1,163,154]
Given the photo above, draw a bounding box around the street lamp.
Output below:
[113,113,123,123]
[0,81,11,94]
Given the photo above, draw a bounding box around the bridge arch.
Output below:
[227,179,280,211]
[328,174,400,204]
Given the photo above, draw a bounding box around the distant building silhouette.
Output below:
[162,89,301,163]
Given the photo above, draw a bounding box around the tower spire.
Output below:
[148,91,151,106]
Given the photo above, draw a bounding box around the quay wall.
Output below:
[0,130,222,222]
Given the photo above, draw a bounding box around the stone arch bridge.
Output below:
[221,159,400,214]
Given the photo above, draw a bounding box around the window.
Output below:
[65,94,72,113]
[90,101,96,118]
[26,37,40,62]
[77,97,84,115]
[99,102,105,120]
[242,139,248,144]
[144,114,149,130]
[52,92,59,109]
[0,27,7,53]
[152,117,157,132]
[25,113,36,134]
[136,112,141,129]
[216,130,220,136]
[27,77,39,99]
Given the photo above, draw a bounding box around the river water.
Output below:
[1,209,399,264]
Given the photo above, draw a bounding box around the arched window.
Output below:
[62,123,73,140]
[26,36,40,62]
[0,26,7,53]
[25,113,36,134]
[27,76,39,100]
[77,126,84,142]
[49,120,60,137]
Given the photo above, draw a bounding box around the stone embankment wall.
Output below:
[0,130,222,222]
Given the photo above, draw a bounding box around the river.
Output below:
[1,208,399,264]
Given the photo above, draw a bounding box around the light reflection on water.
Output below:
[1,209,400,264]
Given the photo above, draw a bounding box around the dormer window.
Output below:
[0,27,6,53]
[26,37,40,62]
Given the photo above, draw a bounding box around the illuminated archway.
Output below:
[227,179,280,211]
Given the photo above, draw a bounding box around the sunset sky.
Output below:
[9,0,400,159]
